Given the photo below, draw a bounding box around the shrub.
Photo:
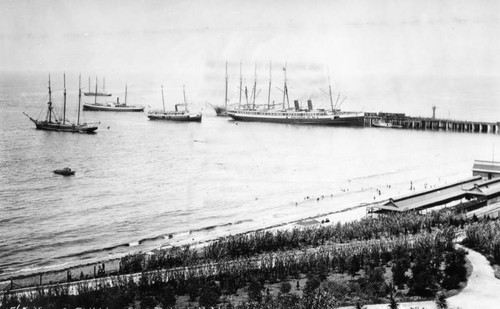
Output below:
[198,282,221,308]
[279,282,292,294]
[247,278,264,302]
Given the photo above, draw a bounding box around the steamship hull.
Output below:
[83,103,144,112]
[227,110,365,126]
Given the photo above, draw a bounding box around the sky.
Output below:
[1,0,500,118]
[1,0,499,77]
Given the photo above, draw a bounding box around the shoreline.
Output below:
[0,200,376,287]
[0,174,456,288]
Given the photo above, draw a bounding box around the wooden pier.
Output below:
[364,112,500,134]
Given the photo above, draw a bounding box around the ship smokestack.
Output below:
[307,100,313,111]
[294,100,300,111]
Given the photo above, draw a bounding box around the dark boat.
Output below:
[53,167,75,176]
[148,85,202,122]
[24,75,99,134]
[209,104,228,117]
[83,77,112,96]
[83,83,145,112]
[226,65,365,126]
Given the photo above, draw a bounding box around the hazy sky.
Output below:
[1,0,499,79]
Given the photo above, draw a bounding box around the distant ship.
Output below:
[208,61,231,117]
[83,84,145,112]
[83,77,112,97]
[24,75,99,134]
[227,65,365,126]
[148,85,202,122]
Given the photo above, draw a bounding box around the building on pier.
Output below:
[368,176,500,215]
[472,160,500,180]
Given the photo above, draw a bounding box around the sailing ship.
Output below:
[208,61,231,116]
[23,75,99,133]
[226,65,365,126]
[148,85,202,122]
[83,83,145,112]
[83,77,112,96]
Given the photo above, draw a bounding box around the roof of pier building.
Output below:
[473,160,500,176]
[463,176,500,196]
[368,176,500,213]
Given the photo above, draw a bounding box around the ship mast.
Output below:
[124,84,128,105]
[224,61,228,109]
[282,63,287,109]
[161,85,166,112]
[252,62,257,109]
[46,75,53,123]
[183,85,187,111]
[94,77,98,105]
[63,73,67,124]
[78,74,82,125]
[88,76,90,93]
[267,61,272,109]
[245,86,249,106]
[238,62,242,108]
[328,75,335,112]
[103,77,106,94]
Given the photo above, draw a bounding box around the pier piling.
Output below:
[365,112,498,134]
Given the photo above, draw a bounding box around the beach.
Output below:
[0,173,453,290]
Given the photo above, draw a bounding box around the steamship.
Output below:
[226,65,364,126]
[227,100,365,126]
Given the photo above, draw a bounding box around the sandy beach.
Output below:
[0,175,452,290]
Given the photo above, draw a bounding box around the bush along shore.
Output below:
[1,209,489,309]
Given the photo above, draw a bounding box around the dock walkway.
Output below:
[365,113,500,134]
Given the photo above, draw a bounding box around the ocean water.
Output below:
[0,71,499,280]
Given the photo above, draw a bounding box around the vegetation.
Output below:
[462,219,500,264]
[1,209,482,309]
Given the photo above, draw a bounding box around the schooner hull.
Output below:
[83,92,112,97]
[35,122,98,133]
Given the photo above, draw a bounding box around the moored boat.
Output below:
[83,77,112,96]
[148,85,202,122]
[53,167,75,176]
[209,61,231,117]
[226,65,365,126]
[227,107,365,125]
[23,75,99,134]
[83,83,144,112]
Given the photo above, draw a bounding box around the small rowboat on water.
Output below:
[53,167,75,176]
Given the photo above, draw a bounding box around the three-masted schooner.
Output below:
[24,75,99,133]
[83,77,112,97]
